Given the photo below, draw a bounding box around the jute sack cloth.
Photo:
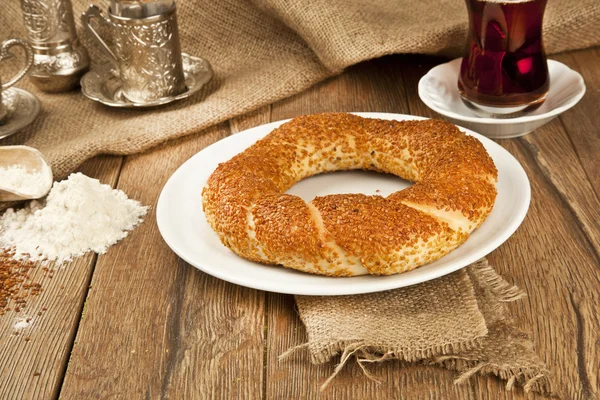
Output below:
[285,259,555,397]
[1,0,600,181]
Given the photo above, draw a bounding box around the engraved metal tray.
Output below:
[80,53,213,108]
[0,88,41,140]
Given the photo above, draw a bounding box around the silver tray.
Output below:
[0,88,41,140]
[80,53,213,108]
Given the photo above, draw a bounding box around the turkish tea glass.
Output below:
[458,0,549,116]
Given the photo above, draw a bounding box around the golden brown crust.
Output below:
[312,194,458,275]
[252,194,323,265]
[202,113,498,276]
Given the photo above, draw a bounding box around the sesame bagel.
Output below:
[202,113,497,276]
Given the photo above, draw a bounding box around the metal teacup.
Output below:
[20,0,90,92]
[81,4,186,104]
[0,39,34,124]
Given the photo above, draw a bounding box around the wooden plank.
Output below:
[272,57,410,118]
[0,155,123,400]
[520,119,600,256]
[554,48,600,198]
[521,48,600,255]
[59,118,267,399]
[400,52,600,399]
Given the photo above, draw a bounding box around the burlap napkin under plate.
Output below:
[283,259,555,397]
[1,0,600,184]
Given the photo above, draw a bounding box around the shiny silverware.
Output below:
[81,3,186,104]
[20,0,90,92]
[0,39,34,124]
[81,53,213,108]
[110,0,174,18]
[0,88,41,140]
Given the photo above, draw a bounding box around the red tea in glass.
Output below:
[458,0,549,115]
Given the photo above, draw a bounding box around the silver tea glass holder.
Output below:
[81,3,212,108]
[0,38,41,140]
[20,0,90,92]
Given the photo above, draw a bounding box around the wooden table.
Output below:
[1,47,599,400]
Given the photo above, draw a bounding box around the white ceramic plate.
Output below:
[157,113,530,295]
[418,59,586,139]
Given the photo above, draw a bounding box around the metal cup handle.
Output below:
[81,5,119,64]
[0,39,34,90]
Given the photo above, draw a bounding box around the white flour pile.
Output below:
[0,165,47,194]
[0,173,148,263]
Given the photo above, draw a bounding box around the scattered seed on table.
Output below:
[0,248,44,317]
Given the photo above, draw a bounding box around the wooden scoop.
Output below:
[0,146,53,201]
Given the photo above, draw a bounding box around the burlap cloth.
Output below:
[284,259,555,397]
[1,0,600,181]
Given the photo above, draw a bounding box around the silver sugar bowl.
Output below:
[20,0,90,92]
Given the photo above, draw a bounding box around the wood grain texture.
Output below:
[520,48,600,259]
[554,48,600,198]
[0,155,122,400]
[59,122,267,400]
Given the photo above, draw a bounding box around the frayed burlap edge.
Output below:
[279,339,489,391]
[434,357,555,397]
[282,259,556,397]
[281,335,485,365]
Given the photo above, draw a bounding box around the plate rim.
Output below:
[156,112,531,295]
[418,58,586,125]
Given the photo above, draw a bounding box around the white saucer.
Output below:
[156,113,531,296]
[418,58,586,139]
[0,88,41,141]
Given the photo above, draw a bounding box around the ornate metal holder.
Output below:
[81,53,213,108]
[110,0,174,19]
[81,3,186,104]
[20,0,90,92]
[0,39,34,124]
